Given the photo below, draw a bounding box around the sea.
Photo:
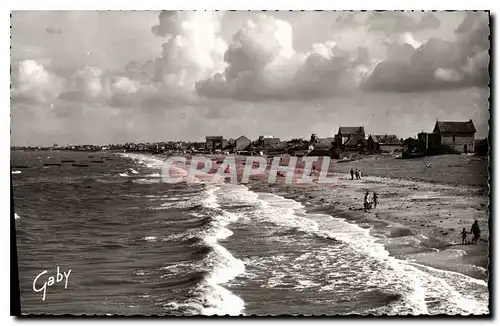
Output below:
[12,151,489,316]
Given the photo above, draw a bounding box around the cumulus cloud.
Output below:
[196,14,374,101]
[12,11,490,108]
[362,11,489,92]
[151,11,227,97]
[195,12,454,100]
[11,60,65,103]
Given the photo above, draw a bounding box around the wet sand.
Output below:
[161,153,490,281]
[246,155,489,281]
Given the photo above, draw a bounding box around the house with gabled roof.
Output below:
[334,126,366,152]
[367,134,403,153]
[433,119,476,153]
[235,135,251,152]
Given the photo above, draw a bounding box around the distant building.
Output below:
[433,120,476,153]
[191,142,206,151]
[235,136,251,152]
[260,136,281,147]
[206,136,224,151]
[308,137,334,156]
[417,132,441,153]
[367,134,403,153]
[137,143,146,151]
[334,126,366,151]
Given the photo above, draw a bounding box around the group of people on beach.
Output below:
[350,168,362,180]
[460,220,481,245]
[363,191,378,210]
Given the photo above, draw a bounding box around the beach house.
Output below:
[367,134,403,153]
[258,135,281,148]
[334,126,366,152]
[205,136,224,151]
[432,120,476,153]
[235,136,251,152]
[308,137,334,156]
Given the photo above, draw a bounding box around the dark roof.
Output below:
[236,136,251,142]
[312,143,332,150]
[371,134,401,145]
[338,127,365,135]
[433,120,476,134]
[344,135,367,146]
[206,136,223,140]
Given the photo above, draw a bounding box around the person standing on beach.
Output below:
[355,169,359,180]
[363,191,371,209]
[470,220,481,244]
[350,168,354,180]
[372,192,378,208]
[460,228,468,245]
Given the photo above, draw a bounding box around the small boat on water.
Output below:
[61,159,75,163]
[43,163,62,166]
[72,163,90,167]
[91,160,104,163]
[88,155,95,158]
[11,165,29,169]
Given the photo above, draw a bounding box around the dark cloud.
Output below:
[14,11,490,109]
[196,15,367,102]
[151,11,178,38]
[362,12,489,92]
[367,12,441,34]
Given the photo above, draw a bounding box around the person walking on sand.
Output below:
[460,228,468,245]
[350,168,354,180]
[355,169,360,180]
[470,220,481,244]
[372,192,378,209]
[358,169,362,179]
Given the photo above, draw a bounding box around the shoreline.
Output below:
[247,174,489,282]
[124,152,490,282]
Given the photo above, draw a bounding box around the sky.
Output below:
[10,11,490,146]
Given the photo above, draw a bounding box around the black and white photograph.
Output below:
[10,9,491,316]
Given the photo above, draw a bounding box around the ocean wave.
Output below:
[119,153,165,170]
[161,185,246,316]
[240,191,488,315]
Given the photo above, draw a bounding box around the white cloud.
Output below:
[363,12,489,92]
[11,60,64,103]
[196,14,375,101]
[12,11,489,107]
[151,11,227,97]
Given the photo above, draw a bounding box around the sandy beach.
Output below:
[245,154,489,282]
[166,152,489,282]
